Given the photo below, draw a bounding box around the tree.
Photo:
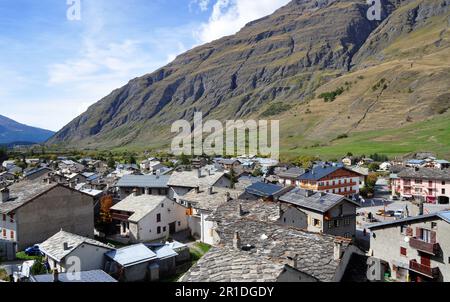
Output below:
[31,257,48,275]
[252,168,263,177]
[107,157,116,169]
[180,153,190,165]
[368,163,380,172]
[229,168,238,189]
[0,146,8,163]
[293,155,319,169]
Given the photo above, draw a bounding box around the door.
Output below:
[169,222,176,235]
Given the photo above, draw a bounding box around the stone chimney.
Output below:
[225,192,232,202]
[334,241,343,261]
[208,187,214,195]
[144,187,150,195]
[52,269,59,283]
[196,169,202,178]
[1,188,10,203]
[287,254,299,268]
[238,203,244,216]
[233,231,241,250]
[63,242,70,251]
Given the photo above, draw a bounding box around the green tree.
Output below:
[293,155,319,169]
[0,146,8,163]
[368,163,380,172]
[31,257,48,275]
[107,157,116,169]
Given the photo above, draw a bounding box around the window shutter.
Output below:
[416,228,422,239]
[430,231,437,244]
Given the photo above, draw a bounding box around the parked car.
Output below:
[376,209,385,216]
[24,245,42,256]
[394,209,405,218]
[390,196,399,201]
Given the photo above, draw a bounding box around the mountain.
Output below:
[47,0,450,158]
[0,115,55,144]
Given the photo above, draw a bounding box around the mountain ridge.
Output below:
[0,114,55,144]
[47,0,450,157]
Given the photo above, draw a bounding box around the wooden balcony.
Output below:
[409,237,439,255]
[318,182,357,191]
[409,260,439,279]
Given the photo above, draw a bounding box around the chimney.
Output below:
[145,187,150,195]
[52,269,59,283]
[1,188,10,203]
[208,187,214,195]
[195,187,200,194]
[334,241,343,261]
[133,188,139,197]
[278,202,283,217]
[63,242,70,251]
[233,231,241,250]
[305,190,314,197]
[225,192,232,202]
[238,203,244,216]
[196,169,202,178]
[287,254,299,268]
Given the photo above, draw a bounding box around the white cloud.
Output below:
[191,0,211,12]
[196,0,290,43]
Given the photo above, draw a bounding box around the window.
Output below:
[161,203,164,208]
[178,221,181,226]
[431,222,438,230]
[339,205,344,216]
[400,247,407,256]
[443,189,446,195]
[2,229,5,237]
[313,219,321,228]
[334,220,340,228]
[328,221,334,229]
[156,214,161,223]
[415,179,422,184]
[2,214,5,221]
[10,230,14,239]
[344,218,351,226]
[443,181,446,186]
[283,218,286,223]
[163,227,167,232]
[157,227,161,234]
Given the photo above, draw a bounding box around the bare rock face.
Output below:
[47,0,450,149]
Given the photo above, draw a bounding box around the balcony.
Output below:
[409,260,440,279]
[409,237,439,255]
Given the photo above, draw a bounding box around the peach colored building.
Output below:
[392,168,450,204]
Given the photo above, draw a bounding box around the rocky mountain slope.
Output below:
[47,0,450,157]
[0,115,54,144]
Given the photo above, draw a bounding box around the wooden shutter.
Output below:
[430,231,437,244]
[416,227,422,239]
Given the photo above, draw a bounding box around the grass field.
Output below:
[281,112,450,160]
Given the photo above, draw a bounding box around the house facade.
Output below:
[298,165,361,197]
[0,181,95,251]
[110,194,188,243]
[279,188,359,238]
[368,212,450,282]
[391,168,450,204]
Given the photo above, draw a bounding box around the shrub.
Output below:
[261,102,292,117]
[319,87,345,102]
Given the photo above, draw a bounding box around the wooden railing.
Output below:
[409,260,439,278]
[409,237,439,255]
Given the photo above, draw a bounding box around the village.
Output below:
[0,150,449,283]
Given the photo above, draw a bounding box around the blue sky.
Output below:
[0,0,289,131]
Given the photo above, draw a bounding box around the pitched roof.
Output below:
[110,195,168,222]
[368,211,450,230]
[181,247,285,282]
[179,187,243,212]
[0,180,58,214]
[397,168,450,181]
[205,218,349,282]
[40,231,113,262]
[298,165,340,181]
[31,270,117,283]
[105,244,157,267]
[116,174,170,188]
[279,188,359,213]
[276,167,305,179]
[245,182,284,197]
[168,169,227,189]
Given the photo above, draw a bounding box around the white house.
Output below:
[110,193,188,243]
[39,230,114,273]
[167,168,231,201]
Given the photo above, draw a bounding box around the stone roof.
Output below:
[40,230,113,262]
[279,188,359,213]
[276,167,305,179]
[168,168,227,189]
[110,194,169,222]
[116,174,170,188]
[397,167,450,181]
[105,244,157,267]
[179,187,243,212]
[208,199,281,225]
[181,247,286,282]
[31,270,117,283]
[0,180,58,214]
[211,219,349,282]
